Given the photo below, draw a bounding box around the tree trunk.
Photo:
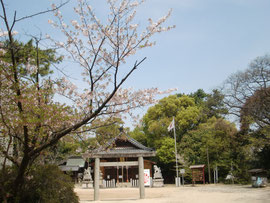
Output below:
[12,154,30,202]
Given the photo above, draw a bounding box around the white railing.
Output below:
[130,178,139,187]
[103,179,116,188]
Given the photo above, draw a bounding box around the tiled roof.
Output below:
[95,149,154,155]
[87,132,156,158]
[98,132,153,152]
[66,157,85,167]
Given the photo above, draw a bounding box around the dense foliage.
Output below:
[0,165,78,203]
[130,90,232,182]
[131,85,270,183]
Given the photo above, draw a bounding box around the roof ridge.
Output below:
[125,134,153,151]
[96,131,153,152]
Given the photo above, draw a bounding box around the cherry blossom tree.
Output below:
[47,0,175,120]
[0,0,174,200]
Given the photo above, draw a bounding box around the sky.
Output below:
[2,0,270,126]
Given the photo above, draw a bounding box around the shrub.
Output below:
[0,164,79,203]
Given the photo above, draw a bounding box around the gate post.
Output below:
[138,156,145,199]
[94,158,100,201]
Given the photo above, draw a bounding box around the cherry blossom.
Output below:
[46,0,176,126]
[0,1,175,197]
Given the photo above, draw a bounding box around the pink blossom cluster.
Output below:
[45,0,176,123]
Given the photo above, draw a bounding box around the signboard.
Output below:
[144,169,150,186]
[180,169,185,174]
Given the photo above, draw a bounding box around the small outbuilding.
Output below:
[248,169,268,187]
[189,164,205,185]
[59,156,86,183]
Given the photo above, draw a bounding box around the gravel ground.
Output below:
[75,184,270,203]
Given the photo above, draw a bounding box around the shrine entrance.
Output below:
[83,132,156,201]
[101,160,139,187]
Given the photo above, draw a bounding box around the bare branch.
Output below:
[15,1,69,22]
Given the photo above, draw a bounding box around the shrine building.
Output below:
[83,132,156,200]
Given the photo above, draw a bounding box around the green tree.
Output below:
[244,127,270,177]
[203,89,228,119]
[156,137,176,183]
[188,89,228,119]
[140,94,203,183]
[180,117,238,182]
[156,137,175,164]
[129,126,148,146]
[143,95,202,148]
[94,117,124,146]
[187,89,208,106]
[221,55,270,180]
[2,39,62,78]
[132,90,233,183]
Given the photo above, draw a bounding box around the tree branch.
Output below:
[15,1,69,22]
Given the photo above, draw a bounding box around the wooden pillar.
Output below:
[138,156,145,199]
[203,167,205,184]
[192,169,195,186]
[116,166,119,184]
[126,166,129,182]
[94,158,100,201]
[122,166,124,183]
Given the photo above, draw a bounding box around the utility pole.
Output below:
[231,161,234,184]
[206,147,211,183]
[173,120,179,186]
[216,165,218,183]
[214,165,218,184]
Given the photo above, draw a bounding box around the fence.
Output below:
[130,178,139,187]
[103,179,116,188]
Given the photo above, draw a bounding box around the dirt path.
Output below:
[75,184,270,203]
